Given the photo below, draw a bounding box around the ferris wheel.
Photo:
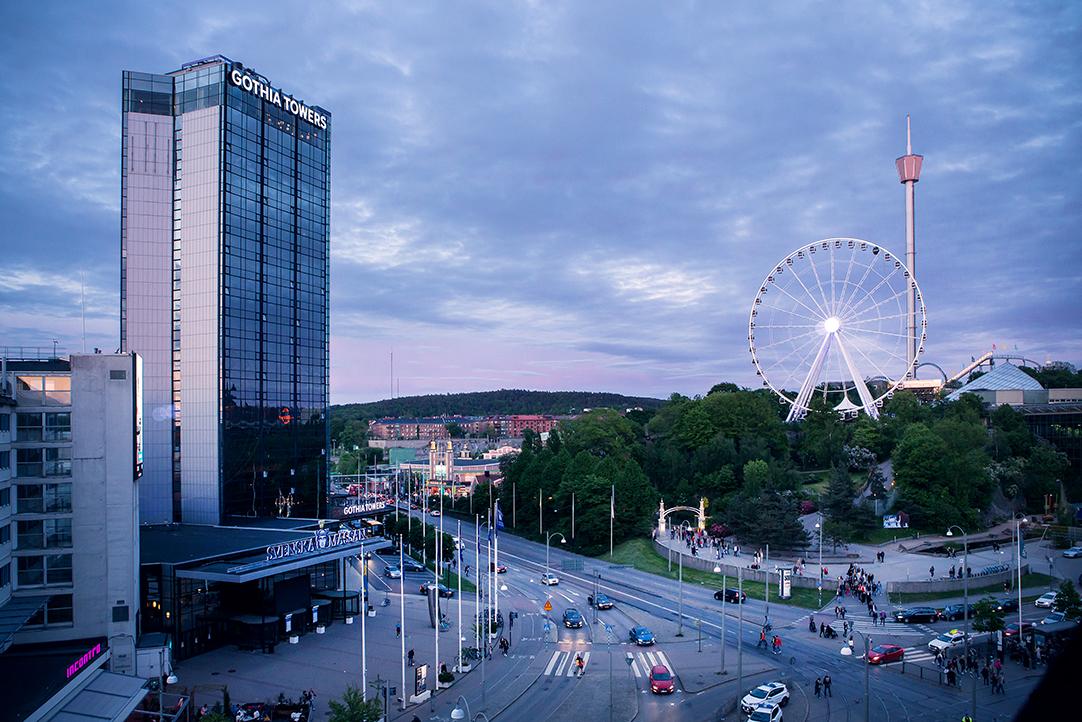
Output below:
[748,238,926,422]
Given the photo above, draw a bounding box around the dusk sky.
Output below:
[2,1,1079,404]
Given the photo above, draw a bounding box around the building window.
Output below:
[0,488,8,508]
[16,413,42,442]
[27,593,73,627]
[16,518,72,550]
[16,448,42,477]
[45,484,72,513]
[45,448,72,477]
[0,563,10,589]
[16,376,71,406]
[45,413,71,442]
[0,524,9,544]
[0,450,9,470]
[16,554,71,586]
[0,413,9,432]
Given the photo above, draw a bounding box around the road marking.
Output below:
[555,651,571,676]
[630,658,642,678]
[656,650,674,674]
[544,650,562,675]
[565,651,590,676]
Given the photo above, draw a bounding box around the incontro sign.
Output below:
[266,527,363,561]
[229,68,328,130]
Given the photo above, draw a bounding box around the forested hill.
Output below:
[333,389,665,420]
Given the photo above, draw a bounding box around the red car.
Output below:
[649,665,675,694]
[1003,622,1034,638]
[866,644,904,665]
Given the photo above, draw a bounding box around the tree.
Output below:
[866,466,887,504]
[328,685,383,722]
[560,409,640,460]
[742,460,771,495]
[971,598,1005,633]
[1053,580,1082,620]
[444,422,465,438]
[821,466,855,520]
[798,396,848,468]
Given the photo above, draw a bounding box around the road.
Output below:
[388,508,1043,721]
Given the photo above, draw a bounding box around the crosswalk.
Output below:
[543,650,592,677]
[541,648,680,680]
[826,619,934,636]
[628,650,675,679]
[902,646,937,665]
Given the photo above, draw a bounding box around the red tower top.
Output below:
[896,114,923,183]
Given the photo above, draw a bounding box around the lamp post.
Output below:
[545,531,566,578]
[839,628,871,722]
[737,565,743,706]
[714,565,727,674]
[450,694,492,721]
[947,525,976,721]
[676,548,684,636]
[815,513,824,608]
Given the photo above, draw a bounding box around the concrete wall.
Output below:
[26,355,139,663]
[885,565,1029,594]
[652,539,822,589]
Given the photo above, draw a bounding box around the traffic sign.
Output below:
[543,600,553,612]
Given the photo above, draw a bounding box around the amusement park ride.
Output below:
[747,117,1031,421]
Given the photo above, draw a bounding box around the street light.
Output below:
[545,531,567,578]
[815,513,824,608]
[451,695,492,721]
[946,525,976,720]
[839,628,870,722]
[713,565,727,675]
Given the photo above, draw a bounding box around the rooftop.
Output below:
[946,363,1043,401]
[140,523,314,566]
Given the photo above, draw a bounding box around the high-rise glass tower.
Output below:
[121,55,330,525]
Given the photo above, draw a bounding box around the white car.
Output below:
[928,629,967,654]
[430,509,441,517]
[383,564,402,579]
[1062,546,1082,559]
[1035,592,1058,609]
[540,573,560,586]
[747,701,783,722]
[740,682,789,715]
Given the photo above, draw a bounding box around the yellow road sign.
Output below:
[543,600,552,612]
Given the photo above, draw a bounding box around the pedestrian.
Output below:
[946,668,956,687]
[982,664,990,686]
[758,629,767,649]
[814,677,822,698]
[929,566,935,579]
[819,621,825,638]
[879,611,886,626]
[395,622,401,638]
[407,648,415,666]
[823,675,832,697]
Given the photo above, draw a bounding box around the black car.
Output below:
[995,597,1019,614]
[589,593,614,610]
[939,603,972,622]
[401,558,426,573]
[419,583,454,598]
[714,588,747,604]
[892,606,938,623]
[563,608,584,628]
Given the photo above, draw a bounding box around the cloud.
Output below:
[0,0,1079,403]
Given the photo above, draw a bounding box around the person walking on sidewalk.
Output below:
[395,622,401,639]
[814,678,822,698]
[407,648,415,666]
[758,629,767,649]
[823,675,832,697]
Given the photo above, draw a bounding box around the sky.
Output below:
[1,1,1079,404]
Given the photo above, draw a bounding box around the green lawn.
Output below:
[862,526,928,545]
[606,538,823,609]
[887,573,1054,603]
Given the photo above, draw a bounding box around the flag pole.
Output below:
[609,485,615,557]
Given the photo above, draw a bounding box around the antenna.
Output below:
[906,114,912,155]
[390,349,394,398]
[80,271,87,353]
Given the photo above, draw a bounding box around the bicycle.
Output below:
[462,646,482,661]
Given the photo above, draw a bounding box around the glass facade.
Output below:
[219,67,330,520]
[122,57,330,522]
